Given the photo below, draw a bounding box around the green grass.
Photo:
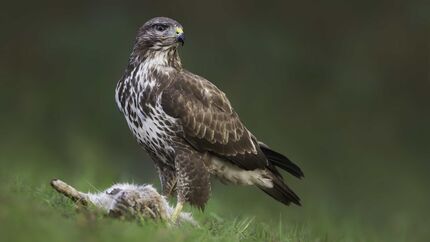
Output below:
[0,179,284,242]
[0,141,427,242]
[0,177,298,242]
[0,173,427,242]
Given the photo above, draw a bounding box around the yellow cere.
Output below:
[176,27,184,35]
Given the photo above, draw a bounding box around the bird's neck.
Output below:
[131,47,182,71]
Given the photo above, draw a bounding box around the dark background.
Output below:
[1,0,429,240]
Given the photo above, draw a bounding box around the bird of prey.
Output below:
[115,17,304,222]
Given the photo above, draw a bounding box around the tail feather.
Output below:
[259,142,304,179]
[257,175,301,206]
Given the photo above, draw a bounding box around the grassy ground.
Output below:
[0,170,427,242]
[0,134,428,242]
[0,177,297,242]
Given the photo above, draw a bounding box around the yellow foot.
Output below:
[171,201,184,224]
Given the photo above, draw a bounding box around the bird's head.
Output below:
[135,17,185,51]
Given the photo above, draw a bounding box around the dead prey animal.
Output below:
[50,179,196,225]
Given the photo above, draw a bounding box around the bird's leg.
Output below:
[171,201,184,223]
[166,179,177,197]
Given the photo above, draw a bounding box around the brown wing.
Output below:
[161,70,268,170]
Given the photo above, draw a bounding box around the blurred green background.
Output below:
[0,0,429,241]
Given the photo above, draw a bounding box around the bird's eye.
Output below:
[154,24,167,32]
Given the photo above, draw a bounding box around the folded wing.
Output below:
[161,71,268,170]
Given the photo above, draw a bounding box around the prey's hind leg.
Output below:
[50,179,89,205]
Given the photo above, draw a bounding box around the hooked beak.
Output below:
[175,27,185,46]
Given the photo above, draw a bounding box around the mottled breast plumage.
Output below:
[115,56,179,165]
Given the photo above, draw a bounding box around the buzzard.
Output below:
[115,17,304,222]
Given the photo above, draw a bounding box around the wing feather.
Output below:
[161,71,267,170]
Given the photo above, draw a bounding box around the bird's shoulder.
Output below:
[165,70,232,112]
